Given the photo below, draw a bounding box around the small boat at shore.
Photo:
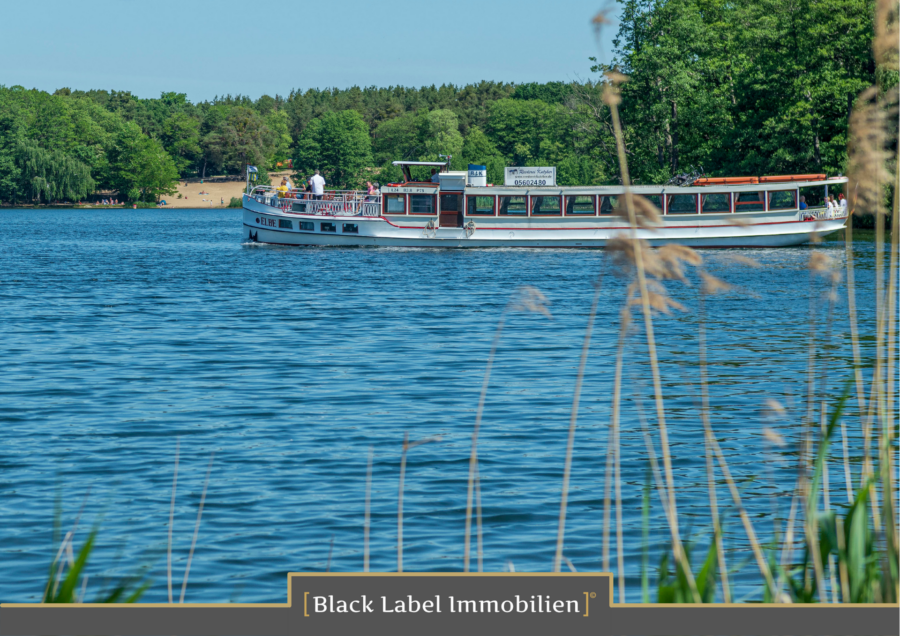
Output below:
[242,161,848,248]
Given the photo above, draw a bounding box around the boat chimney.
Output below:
[468,164,487,187]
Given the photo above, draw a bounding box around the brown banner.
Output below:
[1,573,897,636]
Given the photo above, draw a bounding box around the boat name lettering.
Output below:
[259,217,276,227]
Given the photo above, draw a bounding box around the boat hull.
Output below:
[242,195,846,249]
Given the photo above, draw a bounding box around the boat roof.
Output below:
[392,161,448,167]
[459,177,847,195]
[383,175,848,194]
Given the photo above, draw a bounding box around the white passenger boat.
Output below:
[242,161,848,248]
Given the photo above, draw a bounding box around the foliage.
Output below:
[107,121,179,201]
[14,140,95,204]
[0,0,887,204]
[228,196,242,208]
[43,528,149,603]
[600,0,884,182]
[294,110,372,189]
[418,109,464,161]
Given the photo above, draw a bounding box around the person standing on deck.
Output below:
[310,170,325,200]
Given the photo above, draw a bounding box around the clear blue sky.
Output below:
[0,0,620,103]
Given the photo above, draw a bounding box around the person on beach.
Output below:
[310,170,325,200]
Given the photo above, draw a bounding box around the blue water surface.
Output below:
[0,208,886,603]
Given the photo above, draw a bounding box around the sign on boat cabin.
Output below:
[504,166,557,187]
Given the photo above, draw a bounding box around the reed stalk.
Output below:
[603,310,629,574]
[398,433,440,573]
[464,316,504,572]
[398,432,409,573]
[707,423,778,597]
[843,192,869,483]
[167,438,180,604]
[364,446,373,572]
[605,77,697,601]
[554,278,602,572]
[465,286,550,572]
[698,284,731,602]
[475,464,484,573]
[613,410,625,602]
[179,452,214,603]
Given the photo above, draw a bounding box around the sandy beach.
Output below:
[161,171,294,208]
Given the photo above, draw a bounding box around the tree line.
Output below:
[0,0,892,204]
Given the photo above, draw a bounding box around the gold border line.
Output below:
[1,573,896,609]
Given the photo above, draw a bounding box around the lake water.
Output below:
[0,208,886,603]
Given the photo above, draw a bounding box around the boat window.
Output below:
[467,195,495,216]
[666,194,698,214]
[768,190,797,210]
[291,202,307,213]
[321,222,336,232]
[530,196,562,216]
[498,196,527,216]
[643,194,663,211]
[410,194,435,215]
[278,219,293,229]
[565,195,595,215]
[342,223,359,234]
[735,191,764,212]
[700,193,731,213]
[300,221,314,231]
[385,194,406,214]
[599,195,618,215]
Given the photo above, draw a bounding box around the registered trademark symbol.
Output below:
[590,592,596,598]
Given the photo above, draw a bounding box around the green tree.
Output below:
[265,109,293,170]
[160,112,201,176]
[107,121,178,201]
[418,109,464,160]
[461,126,505,183]
[294,110,372,189]
[486,99,572,165]
[372,111,420,164]
[14,140,95,203]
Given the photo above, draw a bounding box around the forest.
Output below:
[0,0,893,203]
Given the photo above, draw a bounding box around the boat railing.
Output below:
[249,186,381,217]
[803,206,846,221]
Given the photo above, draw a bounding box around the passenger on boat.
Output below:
[799,196,808,210]
[430,169,440,183]
[838,193,847,215]
[310,170,326,200]
[276,178,289,198]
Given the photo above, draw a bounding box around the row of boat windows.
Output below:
[384,191,797,215]
[277,219,359,233]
